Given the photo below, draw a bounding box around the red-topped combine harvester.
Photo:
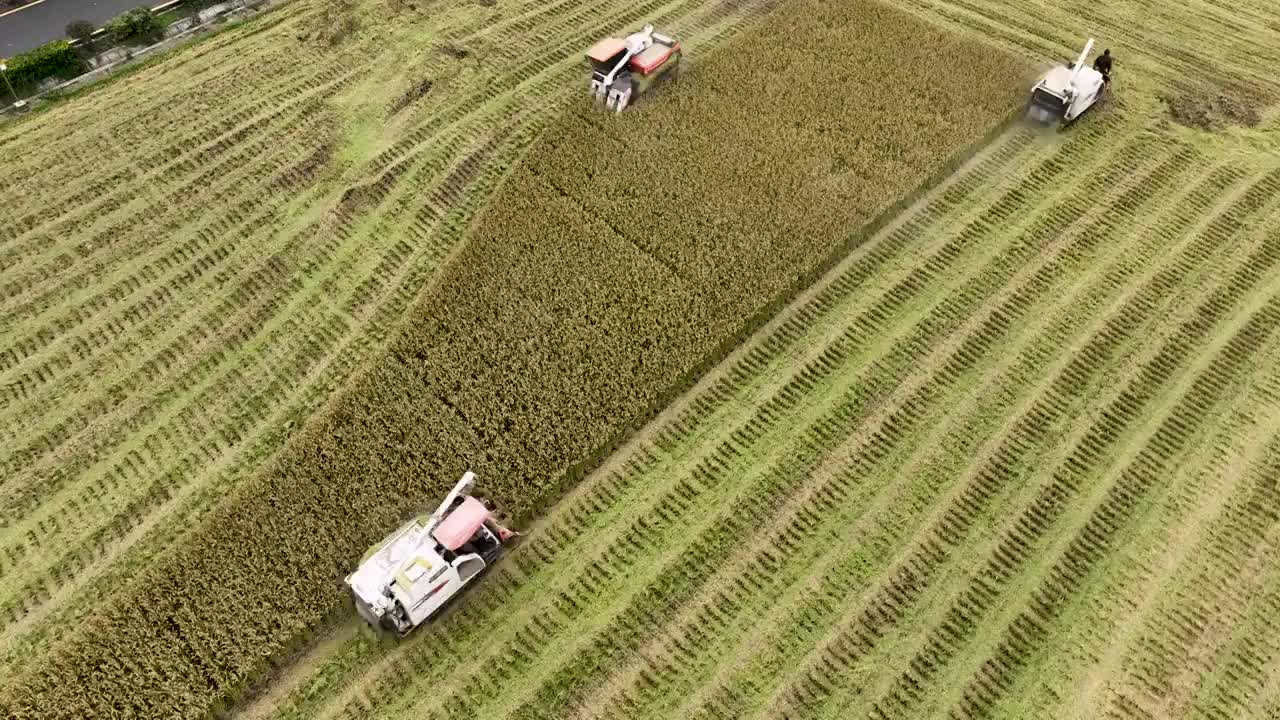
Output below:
[345,471,519,636]
[586,23,682,112]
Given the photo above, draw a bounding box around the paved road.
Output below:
[1,0,150,56]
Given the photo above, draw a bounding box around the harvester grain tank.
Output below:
[586,23,682,112]
[345,471,518,636]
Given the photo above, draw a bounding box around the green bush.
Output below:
[1,41,84,95]
[105,7,163,44]
[65,20,96,41]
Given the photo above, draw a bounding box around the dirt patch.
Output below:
[1164,84,1269,131]
[441,44,470,60]
[331,161,410,228]
[387,78,434,117]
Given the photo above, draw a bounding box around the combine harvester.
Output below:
[345,471,518,636]
[586,23,682,112]
[1027,37,1111,126]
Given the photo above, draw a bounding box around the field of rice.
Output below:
[1,0,1278,717]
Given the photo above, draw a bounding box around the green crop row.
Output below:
[0,1,1027,717]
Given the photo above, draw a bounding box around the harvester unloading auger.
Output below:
[1027,37,1110,125]
[586,23,682,112]
[345,471,519,636]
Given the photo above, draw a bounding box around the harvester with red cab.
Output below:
[345,471,518,636]
[586,23,681,112]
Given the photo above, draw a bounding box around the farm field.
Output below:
[232,1,1280,718]
[1,0,1279,717]
[2,0,1032,715]
[0,0,783,695]
[248,105,1280,719]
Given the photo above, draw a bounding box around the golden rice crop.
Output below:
[0,1,1027,717]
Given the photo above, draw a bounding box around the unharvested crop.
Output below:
[0,1,1026,717]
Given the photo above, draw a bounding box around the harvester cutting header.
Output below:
[345,471,518,636]
[586,23,682,112]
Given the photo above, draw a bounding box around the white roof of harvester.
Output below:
[347,518,445,605]
[1039,65,1076,95]
[587,37,626,62]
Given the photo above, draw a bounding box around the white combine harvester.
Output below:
[1027,37,1109,125]
[345,471,518,636]
[586,23,682,112]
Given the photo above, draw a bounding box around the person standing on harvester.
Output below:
[1093,49,1113,83]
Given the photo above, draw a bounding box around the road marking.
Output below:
[0,0,51,21]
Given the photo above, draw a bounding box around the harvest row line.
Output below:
[670,136,1244,720]
[0,101,344,477]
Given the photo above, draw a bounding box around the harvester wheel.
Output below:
[613,74,635,111]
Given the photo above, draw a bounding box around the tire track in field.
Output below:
[0,132,346,501]
[0,67,354,317]
[0,97,347,422]
[882,221,1280,720]
[848,163,1276,720]
[0,37,333,255]
[747,152,1244,717]
[1039,367,1280,720]
[711,166,1259,717]
[0,40,311,224]
[1099,384,1280,719]
[1183,532,1280,720]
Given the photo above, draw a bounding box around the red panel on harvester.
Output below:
[432,497,490,550]
[630,44,676,74]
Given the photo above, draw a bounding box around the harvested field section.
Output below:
[0,1,1026,717]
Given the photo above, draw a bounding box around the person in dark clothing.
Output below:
[1093,49,1113,82]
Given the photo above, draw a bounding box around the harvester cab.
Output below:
[1027,37,1108,125]
[586,23,682,113]
[344,471,518,637]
